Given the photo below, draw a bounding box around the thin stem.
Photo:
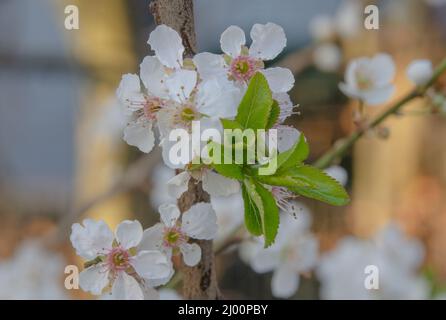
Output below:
[313,57,446,169]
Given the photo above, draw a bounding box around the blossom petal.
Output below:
[249,23,286,60]
[167,171,190,199]
[362,85,395,106]
[138,223,164,252]
[165,69,197,103]
[202,170,240,197]
[181,202,217,240]
[271,264,299,298]
[123,119,155,153]
[159,203,181,227]
[112,272,144,300]
[116,220,143,250]
[196,78,242,118]
[147,25,184,69]
[277,125,301,153]
[179,242,201,267]
[274,92,294,123]
[220,25,245,57]
[370,53,395,85]
[70,219,114,260]
[262,67,294,93]
[116,74,145,112]
[250,248,281,273]
[131,250,172,280]
[193,52,227,80]
[79,264,109,295]
[140,56,168,98]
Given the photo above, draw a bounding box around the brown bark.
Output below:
[149,0,221,299]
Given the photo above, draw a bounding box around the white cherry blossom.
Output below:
[70,219,172,300]
[139,203,218,267]
[193,23,294,95]
[406,59,433,86]
[339,53,396,105]
[240,209,318,298]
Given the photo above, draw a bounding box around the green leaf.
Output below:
[235,72,273,130]
[242,178,279,247]
[256,165,350,206]
[266,100,280,129]
[212,163,244,180]
[221,118,243,130]
[277,133,309,171]
[254,182,279,247]
[242,180,262,236]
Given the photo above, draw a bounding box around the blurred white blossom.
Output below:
[313,44,342,72]
[317,223,429,300]
[240,208,318,298]
[0,241,68,299]
[406,59,433,86]
[339,53,395,105]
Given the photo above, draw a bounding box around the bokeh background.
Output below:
[0,0,445,299]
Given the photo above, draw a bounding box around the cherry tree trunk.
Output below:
[149,0,222,299]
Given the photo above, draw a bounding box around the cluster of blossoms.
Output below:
[317,223,429,299]
[116,23,300,212]
[71,23,309,299]
[70,203,218,299]
[239,204,318,298]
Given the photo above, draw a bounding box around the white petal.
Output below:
[116,220,143,250]
[181,202,218,240]
[131,250,172,280]
[406,59,433,86]
[147,25,184,69]
[262,67,294,93]
[313,43,342,72]
[159,203,181,227]
[179,242,201,266]
[140,56,168,98]
[271,264,299,298]
[193,52,227,80]
[165,69,197,103]
[277,125,301,153]
[70,219,114,260]
[202,170,240,197]
[196,77,242,118]
[220,25,245,57]
[79,264,109,295]
[249,23,286,60]
[167,171,190,199]
[250,248,281,273]
[123,119,155,153]
[274,92,294,123]
[138,223,165,251]
[362,85,395,105]
[112,272,144,300]
[370,53,395,85]
[338,82,361,100]
[116,74,145,111]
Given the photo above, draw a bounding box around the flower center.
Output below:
[181,107,196,121]
[143,97,162,121]
[230,55,260,82]
[355,70,373,90]
[272,186,299,218]
[107,247,130,272]
[163,226,187,248]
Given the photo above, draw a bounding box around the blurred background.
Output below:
[0,0,445,299]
